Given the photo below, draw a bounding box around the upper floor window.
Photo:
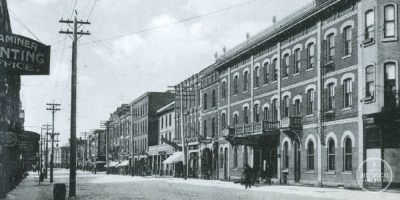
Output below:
[254,104,260,122]
[272,99,278,121]
[328,138,335,171]
[343,79,352,108]
[212,90,216,108]
[344,26,352,55]
[283,54,289,78]
[366,65,375,99]
[308,43,315,69]
[233,114,238,126]
[283,96,289,117]
[243,106,249,124]
[384,5,395,38]
[307,89,314,115]
[234,76,239,95]
[254,67,260,88]
[263,107,268,120]
[211,118,216,138]
[221,113,226,129]
[365,10,375,40]
[294,49,301,74]
[169,114,172,126]
[294,99,301,116]
[327,83,335,111]
[344,137,352,171]
[221,81,226,99]
[264,62,269,84]
[327,34,335,61]
[203,93,208,110]
[384,62,397,107]
[203,120,207,138]
[273,59,278,81]
[244,71,249,91]
[308,141,314,171]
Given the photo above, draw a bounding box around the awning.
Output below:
[162,152,183,164]
[117,160,129,167]
[96,161,106,164]
[139,155,148,159]
[106,161,119,168]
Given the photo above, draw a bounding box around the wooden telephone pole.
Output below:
[59,15,90,198]
[42,124,52,179]
[46,102,60,183]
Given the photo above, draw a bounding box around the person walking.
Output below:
[243,164,252,189]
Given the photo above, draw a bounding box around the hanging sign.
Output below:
[0,132,17,146]
[0,33,51,75]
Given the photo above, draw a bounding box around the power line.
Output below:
[53,35,69,99]
[86,0,98,20]
[82,0,92,19]
[9,10,42,42]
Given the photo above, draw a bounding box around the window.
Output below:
[344,137,352,171]
[161,135,164,144]
[264,62,269,84]
[344,27,352,55]
[263,107,268,121]
[328,139,335,171]
[222,82,226,99]
[234,76,238,95]
[243,107,249,124]
[294,99,301,116]
[161,117,163,128]
[327,34,335,61]
[203,93,208,110]
[294,49,301,74]
[254,104,259,122]
[244,146,248,165]
[212,90,216,108]
[220,147,224,169]
[384,5,395,38]
[272,99,278,121]
[233,147,238,169]
[308,141,314,171]
[308,43,315,69]
[283,54,289,78]
[384,62,397,107]
[169,114,172,126]
[283,96,289,117]
[221,113,226,129]
[203,120,207,138]
[244,71,249,91]
[234,114,238,126]
[327,83,335,110]
[307,89,314,115]
[211,118,216,138]
[365,10,374,40]
[366,66,375,98]
[344,79,352,108]
[273,59,278,81]
[283,142,289,169]
[169,132,171,141]
[254,67,260,87]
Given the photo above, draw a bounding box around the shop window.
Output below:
[344,137,352,171]
[328,139,335,171]
[308,141,314,171]
[244,146,248,165]
[283,142,289,169]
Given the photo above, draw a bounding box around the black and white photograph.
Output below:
[1,0,400,199]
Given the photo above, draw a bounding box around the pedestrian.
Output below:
[39,171,44,185]
[243,164,252,189]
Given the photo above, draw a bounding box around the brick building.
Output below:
[174,0,400,188]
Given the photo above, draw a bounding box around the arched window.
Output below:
[308,141,314,170]
[328,138,335,171]
[263,107,268,121]
[234,114,238,126]
[233,146,238,169]
[294,99,301,116]
[203,93,208,110]
[327,33,335,61]
[365,10,374,40]
[283,96,289,117]
[234,76,238,95]
[211,118,216,138]
[273,59,278,81]
[344,137,352,171]
[221,113,226,129]
[343,79,352,108]
[243,107,249,124]
[264,62,269,84]
[203,120,207,138]
[344,26,352,55]
[254,104,259,122]
[254,66,260,87]
[283,142,289,169]
[212,90,216,108]
[272,99,278,121]
[327,83,335,110]
[384,5,396,38]
[307,43,315,69]
[244,71,249,91]
[366,65,375,98]
[221,81,226,99]
[283,54,289,78]
[294,49,301,74]
[307,89,314,115]
[220,147,224,169]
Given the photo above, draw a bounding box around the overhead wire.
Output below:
[9,10,42,43]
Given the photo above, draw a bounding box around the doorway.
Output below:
[294,139,301,182]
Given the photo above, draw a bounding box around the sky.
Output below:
[8,0,313,145]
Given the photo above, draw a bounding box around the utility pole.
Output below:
[43,124,52,179]
[46,102,61,183]
[100,121,113,175]
[81,132,89,172]
[59,15,90,198]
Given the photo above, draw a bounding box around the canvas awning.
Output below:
[162,152,183,164]
[106,161,119,168]
[117,160,129,167]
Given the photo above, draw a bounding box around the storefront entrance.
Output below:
[253,147,277,180]
[294,139,301,182]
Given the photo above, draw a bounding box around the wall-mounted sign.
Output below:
[0,33,51,75]
[0,132,17,146]
[199,139,212,144]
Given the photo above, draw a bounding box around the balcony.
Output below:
[280,117,303,130]
[263,121,280,133]
[234,122,263,135]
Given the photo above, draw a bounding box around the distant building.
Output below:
[61,143,70,168]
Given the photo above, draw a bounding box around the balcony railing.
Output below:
[280,117,303,129]
[234,122,263,135]
[263,121,280,132]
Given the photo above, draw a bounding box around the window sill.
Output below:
[272,81,278,84]
[362,96,374,104]
[233,168,238,171]
[362,38,375,47]
[326,171,335,175]
[221,98,226,101]
[254,87,259,90]
[306,114,314,118]
[342,54,351,60]
[342,171,352,175]
[342,107,352,112]
[382,37,398,43]
[283,77,289,80]
[282,169,289,173]
[243,91,248,93]
[306,68,314,72]
[293,73,300,76]
[263,83,269,87]
[306,171,315,174]
[233,94,238,97]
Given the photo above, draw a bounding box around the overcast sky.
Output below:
[9,0,312,145]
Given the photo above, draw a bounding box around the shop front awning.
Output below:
[116,160,129,167]
[162,152,183,164]
[106,161,119,168]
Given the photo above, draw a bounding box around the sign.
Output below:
[199,139,212,144]
[0,33,51,75]
[18,141,36,152]
[0,132,17,146]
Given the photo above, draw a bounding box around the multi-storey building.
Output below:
[108,104,131,164]
[174,0,400,188]
[61,143,70,168]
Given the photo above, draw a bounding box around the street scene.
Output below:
[1,0,400,199]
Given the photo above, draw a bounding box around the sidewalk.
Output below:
[2,174,54,200]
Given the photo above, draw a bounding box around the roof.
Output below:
[156,101,175,115]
